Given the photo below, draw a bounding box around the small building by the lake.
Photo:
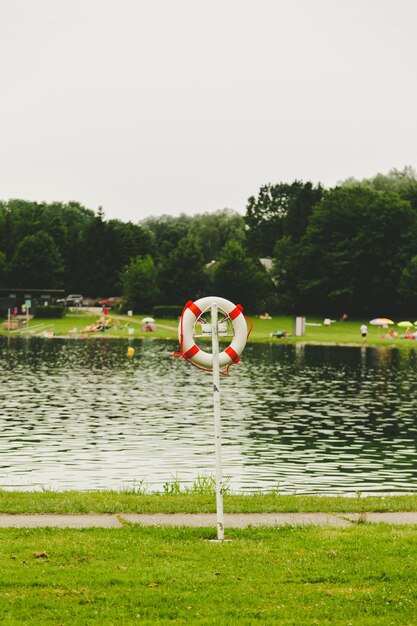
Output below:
[0,288,65,313]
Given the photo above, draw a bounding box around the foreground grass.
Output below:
[1,491,417,514]
[0,524,416,625]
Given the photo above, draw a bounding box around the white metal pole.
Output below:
[211,302,224,541]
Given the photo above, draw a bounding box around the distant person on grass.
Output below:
[360,323,368,341]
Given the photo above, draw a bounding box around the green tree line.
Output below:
[1,166,417,315]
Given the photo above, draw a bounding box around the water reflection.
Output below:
[1,337,417,494]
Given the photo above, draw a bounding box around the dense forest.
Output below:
[1,167,417,316]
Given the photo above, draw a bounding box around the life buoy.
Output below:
[177,296,248,370]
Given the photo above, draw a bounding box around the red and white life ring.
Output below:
[177,296,248,370]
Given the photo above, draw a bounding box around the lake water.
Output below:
[1,336,417,494]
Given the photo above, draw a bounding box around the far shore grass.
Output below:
[2,491,417,514]
[1,309,417,348]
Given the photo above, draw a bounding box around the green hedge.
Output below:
[34,305,65,319]
[153,305,183,318]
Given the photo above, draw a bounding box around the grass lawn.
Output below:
[0,524,416,625]
[0,311,178,341]
[249,316,417,347]
[1,310,416,348]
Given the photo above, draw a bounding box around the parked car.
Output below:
[98,297,121,307]
[65,294,84,306]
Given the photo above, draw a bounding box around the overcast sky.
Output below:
[1,0,416,222]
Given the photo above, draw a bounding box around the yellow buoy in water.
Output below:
[127,347,135,357]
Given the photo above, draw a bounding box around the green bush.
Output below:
[34,305,65,319]
[153,305,183,318]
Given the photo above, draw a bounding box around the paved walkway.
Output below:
[1,511,417,528]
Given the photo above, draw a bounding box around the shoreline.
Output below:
[1,332,415,350]
[1,491,417,514]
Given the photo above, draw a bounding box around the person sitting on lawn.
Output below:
[382,329,398,339]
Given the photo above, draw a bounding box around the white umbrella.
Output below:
[369,318,394,326]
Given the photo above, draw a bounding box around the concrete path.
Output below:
[1,511,417,528]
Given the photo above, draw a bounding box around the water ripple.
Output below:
[1,337,417,493]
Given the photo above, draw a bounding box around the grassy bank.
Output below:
[1,491,417,514]
[0,312,178,341]
[0,524,416,625]
[1,310,417,348]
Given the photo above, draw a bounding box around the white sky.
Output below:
[1,0,416,222]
